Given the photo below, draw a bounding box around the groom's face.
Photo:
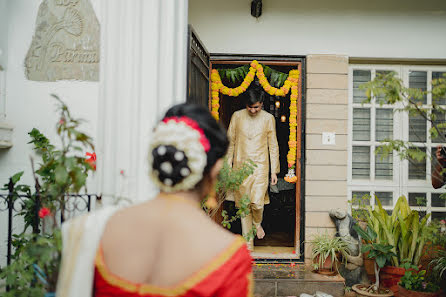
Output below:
[246,102,263,117]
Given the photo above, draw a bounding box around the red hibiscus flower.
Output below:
[85,152,97,170]
[38,207,51,219]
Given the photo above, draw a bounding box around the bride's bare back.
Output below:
[100,196,236,287]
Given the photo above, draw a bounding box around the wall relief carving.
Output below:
[25,0,99,81]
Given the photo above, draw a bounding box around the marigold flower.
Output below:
[38,207,51,219]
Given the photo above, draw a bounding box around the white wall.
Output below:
[189,0,446,59]
[0,0,100,189]
[0,0,100,267]
[0,0,8,69]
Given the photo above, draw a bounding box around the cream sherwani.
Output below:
[226,109,279,243]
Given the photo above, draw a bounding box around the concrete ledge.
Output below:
[0,122,13,149]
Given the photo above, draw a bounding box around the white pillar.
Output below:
[97,0,188,204]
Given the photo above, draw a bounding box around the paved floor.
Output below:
[253,264,345,297]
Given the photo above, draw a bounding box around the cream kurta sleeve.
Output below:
[226,113,237,167]
[267,116,280,174]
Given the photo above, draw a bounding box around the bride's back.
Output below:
[100,197,236,287]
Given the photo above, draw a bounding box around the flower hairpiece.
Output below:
[149,116,209,192]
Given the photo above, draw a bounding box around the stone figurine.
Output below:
[329,208,369,287]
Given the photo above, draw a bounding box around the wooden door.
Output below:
[186,26,210,107]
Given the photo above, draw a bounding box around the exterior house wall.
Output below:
[189,0,446,59]
[304,55,348,262]
[189,0,446,260]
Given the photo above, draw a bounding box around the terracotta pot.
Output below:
[345,291,357,297]
[398,285,443,297]
[352,284,394,297]
[313,254,338,275]
[380,266,408,297]
[363,251,376,282]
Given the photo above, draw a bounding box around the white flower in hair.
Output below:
[174,151,184,161]
[160,161,173,174]
[149,117,208,192]
[180,167,190,177]
[157,146,166,156]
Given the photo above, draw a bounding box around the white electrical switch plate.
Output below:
[322,132,336,145]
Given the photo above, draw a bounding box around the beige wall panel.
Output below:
[305,212,336,228]
[307,73,348,90]
[306,165,347,181]
[307,88,348,105]
[307,103,347,120]
[305,196,348,211]
[305,150,348,165]
[306,180,348,196]
[306,119,348,134]
[307,55,348,74]
[304,227,337,259]
[306,134,348,151]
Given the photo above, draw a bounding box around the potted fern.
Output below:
[309,232,350,275]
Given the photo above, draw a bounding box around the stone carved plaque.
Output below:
[25,0,100,81]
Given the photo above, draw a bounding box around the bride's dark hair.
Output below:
[151,103,229,188]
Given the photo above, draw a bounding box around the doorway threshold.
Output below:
[252,246,300,260]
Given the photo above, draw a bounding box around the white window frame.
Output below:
[348,64,446,218]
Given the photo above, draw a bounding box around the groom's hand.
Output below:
[271,173,278,186]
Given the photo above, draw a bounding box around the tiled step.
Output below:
[254,264,345,297]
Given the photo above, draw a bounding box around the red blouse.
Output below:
[93,236,253,297]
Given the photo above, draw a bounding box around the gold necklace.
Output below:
[158,194,201,209]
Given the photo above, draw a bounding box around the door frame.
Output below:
[210,54,306,261]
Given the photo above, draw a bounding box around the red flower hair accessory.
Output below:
[162,116,210,152]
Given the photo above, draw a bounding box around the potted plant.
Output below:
[398,269,442,297]
[352,224,395,297]
[429,249,446,294]
[309,232,350,275]
[361,196,433,296]
[345,286,357,297]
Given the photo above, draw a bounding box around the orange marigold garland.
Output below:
[210,60,300,183]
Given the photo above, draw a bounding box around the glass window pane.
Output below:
[409,113,427,143]
[432,193,446,207]
[353,70,371,104]
[353,108,371,141]
[409,71,427,104]
[375,71,392,103]
[352,192,371,206]
[353,146,370,179]
[432,212,446,220]
[432,110,446,143]
[409,148,426,180]
[375,192,393,206]
[409,192,426,207]
[375,150,393,180]
[432,72,446,105]
[376,109,393,141]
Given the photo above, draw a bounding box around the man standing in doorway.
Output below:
[226,86,280,250]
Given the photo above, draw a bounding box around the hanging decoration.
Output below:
[210,60,300,183]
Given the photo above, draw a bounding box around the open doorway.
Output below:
[210,56,305,258]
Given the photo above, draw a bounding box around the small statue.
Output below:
[329,208,370,287]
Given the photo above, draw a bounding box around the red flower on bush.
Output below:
[38,207,51,219]
[85,152,97,170]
